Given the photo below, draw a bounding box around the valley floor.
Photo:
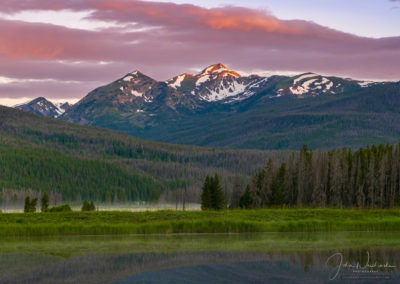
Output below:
[1,208,400,237]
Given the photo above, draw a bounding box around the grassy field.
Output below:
[1,208,400,237]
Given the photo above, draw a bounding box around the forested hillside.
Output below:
[0,106,284,205]
[240,144,400,208]
[3,103,400,208]
[137,82,400,149]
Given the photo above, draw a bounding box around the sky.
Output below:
[0,0,399,106]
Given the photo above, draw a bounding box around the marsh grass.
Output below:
[2,231,400,257]
[1,209,400,237]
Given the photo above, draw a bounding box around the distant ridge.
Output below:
[13,64,400,150]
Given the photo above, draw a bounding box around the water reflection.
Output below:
[0,232,399,283]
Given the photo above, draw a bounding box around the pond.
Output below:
[0,232,399,283]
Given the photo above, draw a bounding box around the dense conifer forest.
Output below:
[2,106,400,208]
[234,144,400,208]
[0,106,281,205]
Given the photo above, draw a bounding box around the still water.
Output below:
[0,232,399,283]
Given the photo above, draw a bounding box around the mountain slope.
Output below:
[58,64,398,150]
[137,81,400,149]
[166,63,268,102]
[14,63,398,150]
[62,70,201,132]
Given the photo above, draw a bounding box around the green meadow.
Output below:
[1,208,400,237]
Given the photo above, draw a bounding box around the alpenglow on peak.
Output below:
[200,63,241,77]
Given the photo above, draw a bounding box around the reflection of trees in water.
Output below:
[1,249,399,284]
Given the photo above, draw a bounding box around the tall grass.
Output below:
[1,209,400,237]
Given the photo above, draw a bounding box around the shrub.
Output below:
[82,200,96,211]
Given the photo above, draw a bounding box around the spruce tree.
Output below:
[89,201,96,211]
[201,176,212,210]
[239,185,253,209]
[24,196,31,213]
[262,158,275,206]
[230,175,243,208]
[30,198,38,213]
[271,163,285,206]
[41,192,49,212]
[211,174,224,210]
[81,200,90,211]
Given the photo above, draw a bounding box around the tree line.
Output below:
[229,144,400,208]
[23,192,96,213]
[201,143,400,209]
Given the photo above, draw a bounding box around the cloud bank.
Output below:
[0,0,399,105]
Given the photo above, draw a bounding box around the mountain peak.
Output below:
[128,70,145,77]
[30,97,47,103]
[15,97,71,118]
[121,70,156,83]
[203,63,228,73]
[199,63,241,78]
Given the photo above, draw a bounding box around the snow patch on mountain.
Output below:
[203,80,247,102]
[169,74,186,89]
[143,95,153,103]
[358,81,374,88]
[289,74,336,96]
[123,75,133,82]
[293,73,318,84]
[15,97,72,118]
[130,90,142,97]
[324,81,334,91]
[196,74,210,86]
[53,102,69,116]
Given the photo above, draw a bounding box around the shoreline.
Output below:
[2,208,400,237]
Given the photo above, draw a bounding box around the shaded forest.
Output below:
[2,106,400,208]
[0,106,284,206]
[230,144,400,208]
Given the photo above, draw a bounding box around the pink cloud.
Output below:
[0,0,399,101]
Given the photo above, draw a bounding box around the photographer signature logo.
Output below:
[326,252,396,281]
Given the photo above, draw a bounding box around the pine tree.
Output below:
[297,145,310,207]
[211,174,224,210]
[29,198,38,213]
[366,156,375,208]
[271,163,285,206]
[89,201,96,211]
[378,155,387,208]
[252,169,265,207]
[261,158,275,206]
[391,146,400,206]
[230,175,243,209]
[201,176,212,210]
[24,196,31,213]
[311,153,327,207]
[239,185,253,209]
[355,157,365,208]
[284,154,296,207]
[41,192,49,212]
[329,150,343,207]
[81,200,90,211]
[201,174,225,210]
